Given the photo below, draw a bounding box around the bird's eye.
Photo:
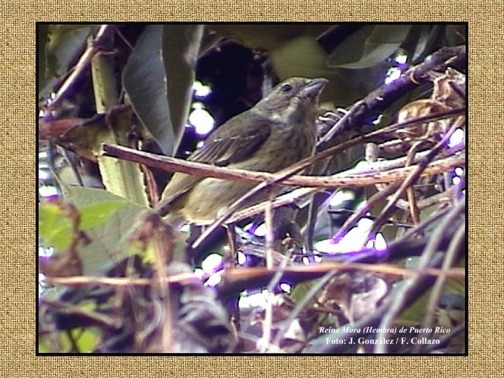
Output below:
[281,83,293,93]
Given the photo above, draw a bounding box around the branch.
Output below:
[211,147,462,225]
[101,143,464,189]
[46,272,199,287]
[317,45,466,149]
[217,259,464,300]
[47,25,114,110]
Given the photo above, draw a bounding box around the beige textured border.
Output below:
[1,0,498,376]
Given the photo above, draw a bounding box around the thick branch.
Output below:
[317,45,466,149]
[101,143,464,189]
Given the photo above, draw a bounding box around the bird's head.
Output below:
[253,77,328,124]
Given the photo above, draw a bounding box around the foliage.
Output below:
[38,23,466,354]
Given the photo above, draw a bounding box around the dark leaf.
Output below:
[162,24,204,153]
[38,24,93,102]
[406,25,441,63]
[123,25,176,155]
[328,25,412,69]
[445,24,467,46]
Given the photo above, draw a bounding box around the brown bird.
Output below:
[156,77,328,225]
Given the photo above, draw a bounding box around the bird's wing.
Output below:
[157,112,273,212]
[188,112,273,166]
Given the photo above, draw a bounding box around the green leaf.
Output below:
[269,32,391,106]
[38,335,56,353]
[270,36,365,105]
[91,49,118,112]
[49,328,100,353]
[123,25,178,156]
[270,35,329,80]
[46,25,93,76]
[209,24,329,51]
[72,327,100,353]
[65,186,148,275]
[326,25,373,68]
[96,131,149,206]
[162,24,204,153]
[78,200,130,230]
[39,202,73,250]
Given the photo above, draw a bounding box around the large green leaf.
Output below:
[39,326,100,353]
[122,25,177,156]
[64,186,148,275]
[270,35,329,80]
[271,35,388,106]
[208,24,329,51]
[123,25,203,156]
[40,187,146,275]
[162,24,204,153]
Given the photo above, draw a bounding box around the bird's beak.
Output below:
[303,78,328,98]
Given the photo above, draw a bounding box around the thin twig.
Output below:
[416,184,462,209]
[227,154,462,225]
[259,290,275,353]
[264,189,276,270]
[272,271,336,349]
[331,181,402,244]
[261,245,296,352]
[389,205,451,246]
[405,141,425,224]
[416,223,466,352]
[374,199,465,353]
[221,261,465,282]
[367,116,465,238]
[191,156,462,249]
[49,25,113,110]
[228,187,319,224]
[45,272,199,287]
[327,208,414,229]
[305,191,328,252]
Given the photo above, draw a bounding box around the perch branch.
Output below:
[101,143,464,189]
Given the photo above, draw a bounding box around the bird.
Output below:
[155,77,328,226]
